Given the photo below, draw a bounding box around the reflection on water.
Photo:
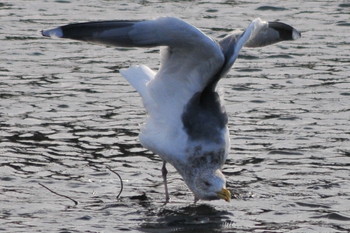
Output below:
[140,204,233,233]
[1,0,349,232]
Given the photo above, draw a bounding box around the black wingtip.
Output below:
[41,30,47,37]
[268,21,301,40]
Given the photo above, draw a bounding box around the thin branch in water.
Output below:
[39,183,78,206]
[106,166,123,199]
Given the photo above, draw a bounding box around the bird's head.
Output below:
[189,169,231,202]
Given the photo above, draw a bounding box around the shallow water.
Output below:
[1,0,349,232]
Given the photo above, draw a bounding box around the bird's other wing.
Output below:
[245,21,301,48]
[217,18,301,79]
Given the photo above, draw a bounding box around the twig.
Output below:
[106,166,123,199]
[39,183,78,206]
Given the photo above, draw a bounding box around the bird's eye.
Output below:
[204,181,210,187]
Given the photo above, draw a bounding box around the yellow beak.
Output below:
[217,188,231,202]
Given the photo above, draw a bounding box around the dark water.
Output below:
[1,0,349,232]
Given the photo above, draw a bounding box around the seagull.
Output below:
[42,17,300,203]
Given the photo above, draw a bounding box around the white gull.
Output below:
[42,17,300,203]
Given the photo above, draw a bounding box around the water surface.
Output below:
[1,0,349,232]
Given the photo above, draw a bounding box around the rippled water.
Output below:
[1,0,349,232]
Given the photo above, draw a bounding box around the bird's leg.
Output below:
[162,161,170,203]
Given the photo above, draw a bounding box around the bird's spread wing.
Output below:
[42,17,225,159]
[42,17,224,88]
[42,16,224,114]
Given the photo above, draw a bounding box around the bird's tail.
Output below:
[120,65,155,111]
